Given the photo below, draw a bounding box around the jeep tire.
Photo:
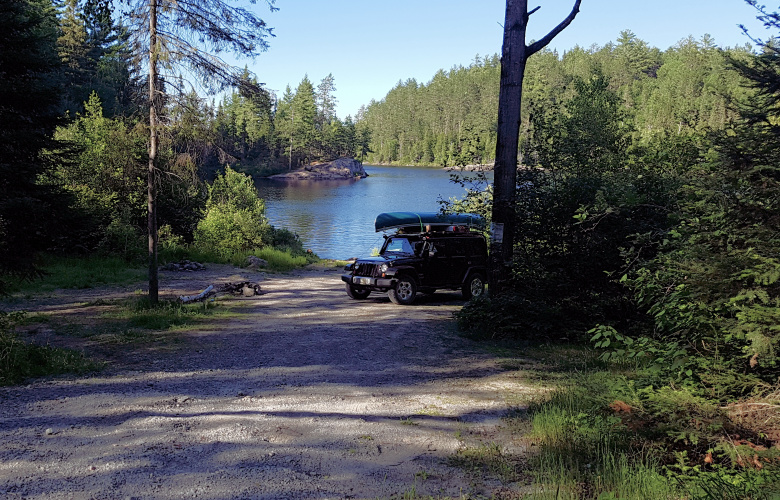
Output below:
[462,272,485,300]
[388,275,417,305]
[345,284,371,300]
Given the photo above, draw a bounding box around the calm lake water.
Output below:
[255,165,491,260]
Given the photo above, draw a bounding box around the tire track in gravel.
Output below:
[0,266,538,499]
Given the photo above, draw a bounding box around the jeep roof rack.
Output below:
[374,212,485,233]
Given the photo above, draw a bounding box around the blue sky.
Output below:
[239,0,771,118]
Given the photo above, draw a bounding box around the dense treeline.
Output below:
[446,8,780,496]
[0,0,367,289]
[447,28,780,393]
[360,31,749,166]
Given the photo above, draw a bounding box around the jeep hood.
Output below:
[355,255,411,264]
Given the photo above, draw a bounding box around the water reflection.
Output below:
[255,165,491,259]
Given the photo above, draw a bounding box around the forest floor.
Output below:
[0,264,544,499]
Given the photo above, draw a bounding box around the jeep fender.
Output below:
[461,266,487,284]
[384,265,418,281]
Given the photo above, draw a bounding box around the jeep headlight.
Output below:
[379,263,389,274]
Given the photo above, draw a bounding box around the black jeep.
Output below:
[341,212,488,305]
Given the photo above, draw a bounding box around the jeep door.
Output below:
[466,237,488,269]
[448,238,473,283]
[425,239,457,286]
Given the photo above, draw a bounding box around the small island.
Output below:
[269,157,368,180]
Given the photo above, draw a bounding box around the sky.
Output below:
[237,0,772,119]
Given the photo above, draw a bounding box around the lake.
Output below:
[255,165,491,260]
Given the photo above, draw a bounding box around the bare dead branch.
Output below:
[527,0,582,56]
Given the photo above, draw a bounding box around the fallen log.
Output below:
[217,281,262,295]
[178,282,262,303]
[178,285,215,303]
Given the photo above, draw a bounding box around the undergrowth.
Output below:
[517,345,779,499]
[439,343,780,499]
[0,311,99,386]
[2,243,314,298]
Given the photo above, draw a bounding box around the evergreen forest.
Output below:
[430,8,779,497]
[360,31,748,167]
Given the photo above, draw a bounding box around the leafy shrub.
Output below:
[54,93,147,240]
[194,205,270,251]
[158,224,185,250]
[456,295,564,340]
[97,219,146,262]
[267,226,304,252]
[454,73,682,340]
[193,166,270,252]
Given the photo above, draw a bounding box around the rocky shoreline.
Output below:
[442,163,494,172]
[269,157,367,180]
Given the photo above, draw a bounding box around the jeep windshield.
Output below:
[381,237,420,256]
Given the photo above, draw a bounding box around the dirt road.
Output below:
[0,265,535,499]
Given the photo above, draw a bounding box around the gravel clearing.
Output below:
[0,265,537,499]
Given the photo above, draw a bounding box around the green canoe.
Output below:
[374,212,485,233]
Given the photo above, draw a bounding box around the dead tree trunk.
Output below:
[489,0,582,295]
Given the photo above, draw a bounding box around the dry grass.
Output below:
[723,389,780,448]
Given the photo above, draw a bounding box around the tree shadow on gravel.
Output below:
[0,272,537,499]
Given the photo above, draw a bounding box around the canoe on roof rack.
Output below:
[374,212,485,233]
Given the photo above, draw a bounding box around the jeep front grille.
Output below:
[354,262,380,277]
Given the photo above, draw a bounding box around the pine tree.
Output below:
[0,0,67,286]
[291,75,318,165]
[57,0,89,114]
[315,73,338,125]
[274,85,295,169]
[122,0,276,303]
[218,68,274,166]
[57,0,136,117]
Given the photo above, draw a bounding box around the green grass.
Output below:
[251,247,310,271]
[4,254,145,294]
[448,442,519,483]
[57,296,234,345]
[0,312,100,386]
[111,296,228,331]
[527,397,677,499]
[517,354,684,499]
[308,258,350,269]
[0,292,236,385]
[473,342,780,500]
[159,243,315,272]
